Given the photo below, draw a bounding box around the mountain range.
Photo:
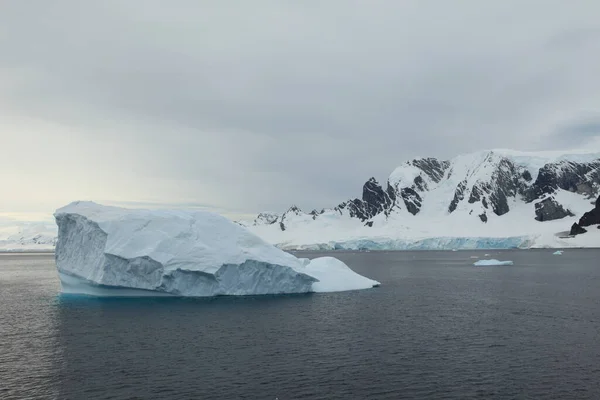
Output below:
[245,149,600,250]
[0,222,57,252]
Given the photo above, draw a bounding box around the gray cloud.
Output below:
[549,117,600,147]
[2,0,600,216]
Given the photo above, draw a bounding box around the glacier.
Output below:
[54,202,379,297]
[277,236,532,251]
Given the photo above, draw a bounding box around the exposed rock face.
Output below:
[534,197,574,222]
[335,178,396,221]
[449,180,468,213]
[570,223,588,236]
[400,188,422,216]
[254,212,278,225]
[452,155,530,217]
[525,160,600,202]
[394,158,451,215]
[362,178,396,217]
[578,195,600,228]
[413,158,450,182]
[567,195,600,236]
[279,206,302,231]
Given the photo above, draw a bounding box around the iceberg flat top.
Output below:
[55,201,303,275]
[54,201,379,296]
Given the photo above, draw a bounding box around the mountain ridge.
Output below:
[245,149,600,249]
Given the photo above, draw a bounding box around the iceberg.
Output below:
[553,250,563,255]
[54,202,379,297]
[473,259,514,266]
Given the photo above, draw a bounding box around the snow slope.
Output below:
[54,201,379,297]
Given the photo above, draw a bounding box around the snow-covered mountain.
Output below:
[0,222,57,252]
[247,149,600,250]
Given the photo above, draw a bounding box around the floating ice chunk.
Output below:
[54,201,379,297]
[553,250,563,255]
[473,259,514,266]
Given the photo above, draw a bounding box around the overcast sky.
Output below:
[2,1,600,220]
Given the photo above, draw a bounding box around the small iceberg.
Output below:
[553,250,563,255]
[473,259,514,266]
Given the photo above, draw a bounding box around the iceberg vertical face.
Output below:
[54,202,378,297]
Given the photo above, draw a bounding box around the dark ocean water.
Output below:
[1,249,600,399]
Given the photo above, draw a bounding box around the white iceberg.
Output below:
[553,250,563,255]
[54,202,379,297]
[473,259,514,266]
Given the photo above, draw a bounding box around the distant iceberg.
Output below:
[473,259,514,266]
[553,250,563,255]
[54,202,379,297]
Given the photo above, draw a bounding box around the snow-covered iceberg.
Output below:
[473,259,514,266]
[54,202,379,297]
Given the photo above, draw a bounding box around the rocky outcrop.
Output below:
[279,205,302,231]
[578,195,600,228]
[335,178,395,221]
[452,155,531,217]
[362,178,396,217]
[400,188,422,216]
[411,158,451,184]
[568,195,600,236]
[534,197,574,222]
[254,212,279,225]
[449,180,468,213]
[570,223,587,236]
[393,158,451,215]
[525,160,600,202]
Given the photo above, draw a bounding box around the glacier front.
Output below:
[54,202,379,297]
